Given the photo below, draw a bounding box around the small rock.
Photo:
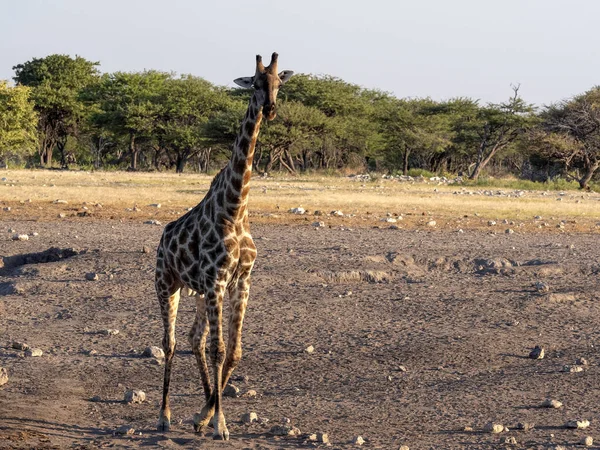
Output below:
[426,220,436,227]
[563,365,583,373]
[381,217,397,223]
[312,221,325,228]
[576,357,589,366]
[331,210,343,217]
[144,220,162,226]
[3,207,11,212]
[124,389,146,404]
[85,272,99,281]
[483,422,504,433]
[269,424,301,436]
[58,213,66,218]
[581,436,593,446]
[242,389,257,398]
[399,446,410,450]
[24,348,43,357]
[0,367,8,386]
[535,281,549,293]
[488,220,497,226]
[505,228,514,234]
[115,425,135,435]
[142,246,151,254]
[12,342,30,351]
[316,432,329,444]
[516,422,535,432]
[12,234,29,241]
[503,437,517,445]
[101,329,119,336]
[90,395,101,402]
[305,345,315,354]
[241,412,258,424]
[53,199,68,204]
[529,346,545,359]
[86,349,98,356]
[353,435,365,445]
[149,203,161,208]
[542,398,563,408]
[565,419,590,429]
[289,207,305,215]
[223,383,240,397]
[463,426,474,432]
[142,346,164,359]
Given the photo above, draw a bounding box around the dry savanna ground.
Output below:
[1,169,600,449]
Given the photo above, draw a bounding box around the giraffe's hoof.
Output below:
[193,412,213,433]
[157,419,171,432]
[212,429,230,440]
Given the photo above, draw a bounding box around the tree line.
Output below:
[1,54,599,188]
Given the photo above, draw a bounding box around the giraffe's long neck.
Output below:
[225,91,264,213]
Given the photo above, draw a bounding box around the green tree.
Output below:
[544,86,600,189]
[13,54,99,167]
[0,81,38,165]
[84,70,169,170]
[157,76,232,173]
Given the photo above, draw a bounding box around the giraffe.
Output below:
[155,52,293,440]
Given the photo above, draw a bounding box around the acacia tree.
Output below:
[0,81,38,165]
[13,54,99,167]
[157,76,231,173]
[544,87,600,189]
[467,86,538,180]
[85,71,168,170]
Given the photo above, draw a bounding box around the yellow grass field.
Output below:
[1,169,599,233]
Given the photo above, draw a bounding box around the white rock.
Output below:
[330,210,344,217]
[85,272,99,281]
[124,389,146,404]
[142,346,164,358]
[115,425,135,435]
[241,412,258,424]
[505,229,514,234]
[149,203,161,208]
[101,329,119,336]
[0,367,8,386]
[223,383,240,397]
[270,424,301,436]
[483,422,504,433]
[563,365,584,373]
[581,436,593,446]
[25,348,43,357]
[12,234,29,241]
[353,435,365,445]
[53,199,68,204]
[305,345,315,354]
[542,398,563,408]
[565,419,590,429]
[312,221,325,228]
[12,342,29,351]
[488,220,497,226]
[381,218,397,223]
[427,220,437,227]
[144,220,162,226]
[289,207,305,215]
[316,432,329,443]
[503,437,517,445]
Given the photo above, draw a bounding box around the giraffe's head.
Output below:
[233,52,294,121]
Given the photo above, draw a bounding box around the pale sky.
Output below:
[1,0,598,106]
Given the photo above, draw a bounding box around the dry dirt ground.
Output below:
[1,205,600,448]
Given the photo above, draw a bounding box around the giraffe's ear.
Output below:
[278,70,294,85]
[233,77,254,89]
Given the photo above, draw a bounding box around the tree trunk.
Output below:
[129,133,137,170]
[175,155,186,174]
[469,142,504,181]
[403,147,410,176]
[579,159,599,190]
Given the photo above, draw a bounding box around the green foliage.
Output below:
[0,81,38,162]
[13,54,99,166]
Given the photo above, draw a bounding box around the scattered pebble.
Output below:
[149,203,161,208]
[289,207,305,215]
[503,436,517,445]
[3,207,11,212]
[90,395,101,402]
[563,365,583,373]
[576,357,589,366]
[144,220,162,226]
[353,435,365,445]
[516,422,535,431]
[483,422,505,433]
[124,389,146,404]
[330,210,343,217]
[242,389,257,398]
[529,346,545,359]
[58,213,66,218]
[115,425,135,435]
[542,399,563,408]
[505,229,514,234]
[581,436,593,446]
[269,424,301,436]
[399,446,410,450]
[12,342,29,351]
[101,329,119,336]
[142,246,151,254]
[142,346,165,359]
[223,383,240,398]
[0,367,8,386]
[565,419,590,429]
[12,234,29,241]
[24,348,43,357]
[315,432,329,444]
[305,345,315,354]
[312,221,325,228]
[488,220,497,226]
[426,220,436,227]
[53,199,68,204]
[535,281,549,293]
[241,412,258,424]
[85,272,99,281]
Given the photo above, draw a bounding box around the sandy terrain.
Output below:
[1,208,599,449]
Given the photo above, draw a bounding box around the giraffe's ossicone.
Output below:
[155,52,293,441]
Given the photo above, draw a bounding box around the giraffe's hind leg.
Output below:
[189,293,215,432]
[156,272,182,432]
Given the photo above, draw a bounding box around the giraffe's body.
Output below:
[155,53,293,440]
